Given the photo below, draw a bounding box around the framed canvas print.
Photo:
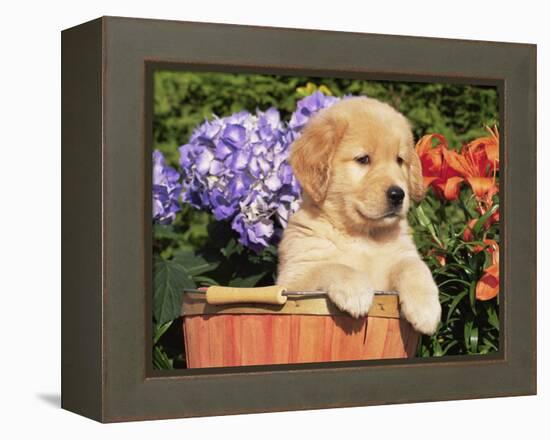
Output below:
[61,16,536,422]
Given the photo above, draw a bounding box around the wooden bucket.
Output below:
[181,290,419,368]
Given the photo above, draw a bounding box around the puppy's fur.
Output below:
[277,97,441,335]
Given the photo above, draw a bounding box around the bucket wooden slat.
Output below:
[182,293,419,368]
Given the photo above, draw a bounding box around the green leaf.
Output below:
[464,319,473,351]
[415,204,431,228]
[470,326,479,353]
[438,262,475,276]
[153,345,174,370]
[153,320,173,344]
[438,278,472,290]
[464,318,479,353]
[441,340,459,356]
[153,259,196,324]
[469,280,477,315]
[432,337,443,357]
[480,337,498,352]
[487,306,500,330]
[193,275,219,286]
[446,290,468,322]
[221,238,241,258]
[472,204,499,235]
[153,224,180,240]
[173,249,220,276]
[229,271,268,288]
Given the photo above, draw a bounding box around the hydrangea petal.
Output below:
[265,173,283,191]
[152,151,182,224]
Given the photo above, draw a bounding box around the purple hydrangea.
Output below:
[153,150,182,224]
[284,91,343,162]
[178,108,298,252]
[177,92,343,252]
[288,91,341,132]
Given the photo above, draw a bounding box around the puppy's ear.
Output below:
[289,113,347,204]
[409,149,426,202]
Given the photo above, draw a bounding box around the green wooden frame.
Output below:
[61,16,536,422]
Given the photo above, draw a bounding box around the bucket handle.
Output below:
[184,285,397,306]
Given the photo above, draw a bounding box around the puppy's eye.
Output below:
[397,157,404,166]
[355,154,370,165]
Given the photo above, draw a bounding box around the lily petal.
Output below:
[442,176,464,200]
[442,148,470,176]
[423,176,439,187]
[475,264,499,301]
[467,177,498,199]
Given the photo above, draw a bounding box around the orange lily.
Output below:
[444,126,499,204]
[468,126,499,169]
[416,134,464,200]
[475,240,499,301]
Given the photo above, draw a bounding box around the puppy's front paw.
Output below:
[327,278,374,319]
[399,292,441,335]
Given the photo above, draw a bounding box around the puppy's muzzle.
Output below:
[387,186,405,208]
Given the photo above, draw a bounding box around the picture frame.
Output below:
[61,16,536,422]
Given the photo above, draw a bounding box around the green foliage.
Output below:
[153,258,195,325]
[152,70,499,368]
[409,189,499,357]
[154,71,498,168]
[153,321,174,369]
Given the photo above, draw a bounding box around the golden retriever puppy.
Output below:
[277,97,441,335]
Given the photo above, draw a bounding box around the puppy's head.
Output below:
[290,96,424,230]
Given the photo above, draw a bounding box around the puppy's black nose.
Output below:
[387,186,405,206]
